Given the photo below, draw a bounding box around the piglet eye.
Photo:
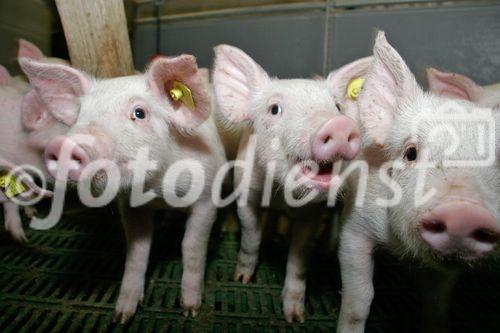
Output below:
[132,108,146,120]
[404,145,418,162]
[269,104,282,116]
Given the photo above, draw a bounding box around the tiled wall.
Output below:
[132,1,500,86]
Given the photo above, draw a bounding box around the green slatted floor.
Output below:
[1,207,500,332]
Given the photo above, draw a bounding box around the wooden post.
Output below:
[55,0,135,78]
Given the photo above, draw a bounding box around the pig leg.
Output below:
[418,268,459,333]
[3,202,27,243]
[337,226,375,333]
[181,198,217,317]
[114,204,154,324]
[235,188,262,283]
[282,215,320,323]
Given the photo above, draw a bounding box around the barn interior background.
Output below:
[0,0,500,332]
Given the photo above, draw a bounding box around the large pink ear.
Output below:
[326,56,373,119]
[0,65,11,85]
[213,44,269,123]
[358,32,420,146]
[148,55,211,130]
[18,57,90,126]
[21,90,52,131]
[327,56,373,99]
[18,39,45,60]
[427,68,482,101]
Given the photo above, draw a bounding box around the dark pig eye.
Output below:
[131,107,146,120]
[404,145,418,162]
[269,104,282,115]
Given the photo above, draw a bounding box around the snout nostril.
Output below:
[471,229,499,244]
[323,136,332,144]
[48,153,58,161]
[422,220,446,234]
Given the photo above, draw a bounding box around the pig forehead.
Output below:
[265,79,334,104]
[86,76,149,102]
[390,96,490,146]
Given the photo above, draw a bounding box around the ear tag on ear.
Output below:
[347,77,365,101]
[0,172,27,198]
[169,81,196,111]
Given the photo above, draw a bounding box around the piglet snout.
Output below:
[419,201,499,259]
[45,136,89,181]
[311,116,361,161]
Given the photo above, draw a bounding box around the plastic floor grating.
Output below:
[1,207,500,332]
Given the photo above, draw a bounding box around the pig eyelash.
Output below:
[130,107,147,121]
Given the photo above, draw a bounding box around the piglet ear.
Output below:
[21,90,52,131]
[19,57,90,126]
[0,65,12,85]
[213,45,269,123]
[327,57,373,100]
[18,39,44,61]
[358,31,420,146]
[427,68,482,102]
[148,55,211,130]
[326,56,373,119]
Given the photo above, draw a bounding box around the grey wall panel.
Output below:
[329,4,500,86]
[133,11,326,78]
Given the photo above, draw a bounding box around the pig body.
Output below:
[427,67,500,109]
[213,45,370,322]
[20,55,227,322]
[337,32,500,333]
[0,65,67,242]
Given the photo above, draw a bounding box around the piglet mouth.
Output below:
[292,158,341,190]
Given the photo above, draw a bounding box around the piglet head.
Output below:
[359,31,500,263]
[20,55,211,192]
[213,45,361,195]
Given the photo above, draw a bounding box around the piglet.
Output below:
[20,55,227,322]
[427,67,500,108]
[337,32,500,333]
[0,64,67,242]
[213,45,370,322]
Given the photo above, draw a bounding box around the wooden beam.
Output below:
[55,0,134,78]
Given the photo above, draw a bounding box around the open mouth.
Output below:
[292,158,341,190]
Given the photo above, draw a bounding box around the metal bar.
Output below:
[134,2,327,23]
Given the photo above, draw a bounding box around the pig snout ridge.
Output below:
[45,136,90,181]
[311,116,361,161]
[419,200,499,259]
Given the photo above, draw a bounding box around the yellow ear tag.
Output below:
[0,172,27,198]
[347,77,365,101]
[169,81,196,111]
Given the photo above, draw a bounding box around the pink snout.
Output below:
[44,136,90,181]
[311,116,361,161]
[419,201,499,259]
